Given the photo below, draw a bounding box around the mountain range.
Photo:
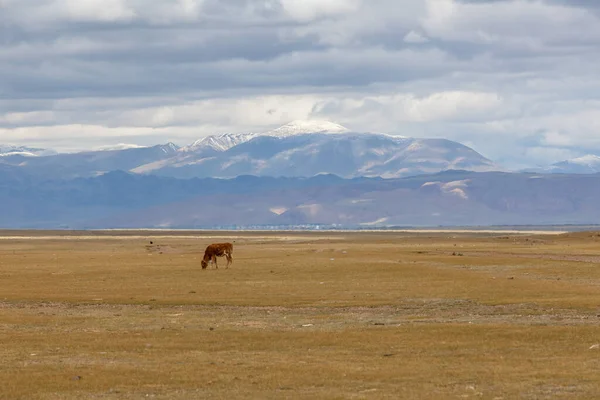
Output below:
[0,121,499,180]
[3,121,598,180]
[2,169,600,229]
[2,120,600,229]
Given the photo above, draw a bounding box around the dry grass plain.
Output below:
[1,229,600,399]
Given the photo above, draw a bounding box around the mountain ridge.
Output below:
[7,121,600,179]
[549,154,600,174]
[2,169,600,229]
[0,121,501,180]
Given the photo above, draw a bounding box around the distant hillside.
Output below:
[0,143,179,180]
[2,169,600,229]
[523,155,600,174]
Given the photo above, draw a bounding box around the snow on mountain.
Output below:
[556,155,600,170]
[575,155,600,164]
[265,120,350,137]
[135,122,499,179]
[181,133,256,153]
[161,142,180,154]
[95,143,149,151]
[0,142,181,180]
[0,121,501,180]
[180,120,352,153]
[0,145,56,157]
[178,120,408,159]
[93,142,180,153]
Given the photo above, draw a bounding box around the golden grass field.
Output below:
[1,229,600,399]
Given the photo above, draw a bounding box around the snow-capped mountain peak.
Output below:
[265,120,350,137]
[548,154,600,173]
[0,145,56,157]
[92,142,180,153]
[523,154,600,174]
[181,120,351,153]
[565,154,600,166]
[162,142,180,153]
[181,133,256,153]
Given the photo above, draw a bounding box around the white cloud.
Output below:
[403,91,503,122]
[541,131,573,147]
[61,0,136,22]
[3,0,212,27]
[110,95,318,128]
[280,0,359,21]
[524,147,581,167]
[403,30,429,43]
[0,111,57,125]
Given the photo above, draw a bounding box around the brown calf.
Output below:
[201,242,233,269]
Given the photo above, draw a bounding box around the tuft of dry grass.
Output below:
[1,230,600,399]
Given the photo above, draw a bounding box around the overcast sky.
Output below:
[1,0,600,168]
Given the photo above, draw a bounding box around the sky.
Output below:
[1,0,600,169]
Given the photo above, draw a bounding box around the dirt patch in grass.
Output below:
[144,243,183,254]
[446,250,600,264]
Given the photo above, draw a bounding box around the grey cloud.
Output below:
[545,0,600,11]
[4,0,594,100]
